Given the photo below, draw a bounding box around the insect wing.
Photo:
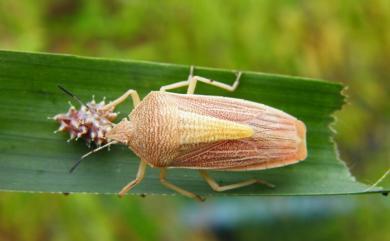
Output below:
[166,93,307,170]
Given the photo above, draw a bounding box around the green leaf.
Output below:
[0,50,387,196]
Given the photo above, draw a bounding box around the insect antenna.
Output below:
[58,85,90,110]
[69,140,118,173]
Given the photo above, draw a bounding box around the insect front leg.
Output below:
[199,170,275,192]
[102,89,141,111]
[159,168,205,201]
[118,160,147,197]
[159,66,242,94]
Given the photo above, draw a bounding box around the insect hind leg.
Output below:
[199,170,275,192]
[187,71,241,94]
[159,168,205,201]
[159,65,242,94]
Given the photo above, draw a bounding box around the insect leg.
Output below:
[159,65,242,94]
[159,168,205,201]
[159,66,194,92]
[102,89,141,111]
[159,81,189,92]
[118,160,147,197]
[187,71,241,94]
[199,170,275,192]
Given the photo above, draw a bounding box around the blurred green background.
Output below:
[0,0,389,240]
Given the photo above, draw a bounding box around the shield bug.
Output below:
[56,66,307,201]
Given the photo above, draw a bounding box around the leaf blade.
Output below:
[0,50,386,196]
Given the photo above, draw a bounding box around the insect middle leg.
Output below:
[159,168,205,201]
[160,66,242,94]
[199,170,275,192]
[102,89,141,111]
[118,160,147,197]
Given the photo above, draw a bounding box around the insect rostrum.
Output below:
[54,67,307,201]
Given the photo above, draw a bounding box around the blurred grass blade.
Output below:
[0,50,387,196]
